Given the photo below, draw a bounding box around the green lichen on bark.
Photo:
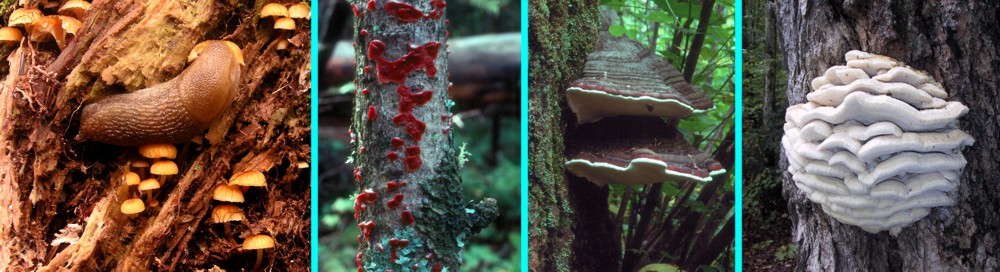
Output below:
[528,0,600,271]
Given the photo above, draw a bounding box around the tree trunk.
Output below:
[349,1,498,271]
[0,0,312,270]
[527,0,600,271]
[777,0,1000,270]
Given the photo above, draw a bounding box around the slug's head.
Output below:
[179,40,244,124]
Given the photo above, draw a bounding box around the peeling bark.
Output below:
[778,0,1000,270]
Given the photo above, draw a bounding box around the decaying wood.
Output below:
[0,0,311,270]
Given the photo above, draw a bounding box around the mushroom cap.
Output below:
[29,16,67,49]
[138,178,160,191]
[296,161,309,169]
[58,0,91,19]
[275,38,290,51]
[189,40,244,66]
[150,160,178,176]
[120,198,145,214]
[287,3,310,19]
[0,27,23,44]
[131,160,150,168]
[139,143,178,159]
[56,15,81,35]
[123,172,141,186]
[9,8,42,28]
[229,170,267,187]
[564,29,712,124]
[274,17,296,30]
[211,204,245,223]
[260,3,288,18]
[213,185,245,203]
[243,234,276,250]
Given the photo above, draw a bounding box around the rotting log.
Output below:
[0,0,312,270]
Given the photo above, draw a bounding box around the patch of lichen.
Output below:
[415,145,473,268]
[528,0,600,271]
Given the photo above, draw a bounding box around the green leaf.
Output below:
[638,263,685,272]
[608,24,626,36]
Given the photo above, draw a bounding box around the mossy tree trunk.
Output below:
[0,0,311,270]
[777,0,1000,270]
[350,0,498,271]
[527,0,600,271]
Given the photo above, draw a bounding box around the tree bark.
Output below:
[350,1,498,271]
[777,0,1000,270]
[0,0,312,270]
[527,0,600,271]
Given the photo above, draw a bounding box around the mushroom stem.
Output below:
[223,223,234,244]
[252,249,263,272]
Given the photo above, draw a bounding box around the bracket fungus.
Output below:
[564,12,712,124]
[783,50,973,235]
[562,8,724,187]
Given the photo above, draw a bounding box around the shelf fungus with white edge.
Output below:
[564,10,713,124]
[783,50,974,236]
[566,148,726,186]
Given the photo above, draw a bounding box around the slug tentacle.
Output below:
[78,40,243,146]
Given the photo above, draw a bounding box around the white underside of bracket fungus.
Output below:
[564,158,722,186]
[783,50,974,236]
[565,87,707,124]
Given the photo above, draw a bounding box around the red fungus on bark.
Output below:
[377,242,385,252]
[426,0,446,19]
[360,29,369,37]
[388,238,411,263]
[386,193,404,209]
[367,106,378,121]
[392,113,426,142]
[385,1,424,22]
[354,189,379,219]
[391,137,405,149]
[387,181,405,192]
[367,40,441,86]
[364,66,371,73]
[401,209,414,225]
[366,0,376,11]
[351,4,364,17]
[386,151,399,160]
[403,146,422,172]
[432,262,442,272]
[362,88,370,95]
[354,167,363,181]
[358,221,376,241]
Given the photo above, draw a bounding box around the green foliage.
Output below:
[775,243,796,261]
[638,263,685,272]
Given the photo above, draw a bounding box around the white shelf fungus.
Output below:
[783,50,974,236]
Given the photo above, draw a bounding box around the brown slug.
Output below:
[77,40,244,146]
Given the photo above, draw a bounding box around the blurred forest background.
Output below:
[741,0,794,270]
[564,0,736,270]
[316,0,521,270]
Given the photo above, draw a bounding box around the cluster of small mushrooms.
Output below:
[213,170,275,271]
[1,0,89,49]
[563,8,726,186]
[783,50,973,235]
[260,2,310,51]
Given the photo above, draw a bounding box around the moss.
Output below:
[527,0,600,271]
